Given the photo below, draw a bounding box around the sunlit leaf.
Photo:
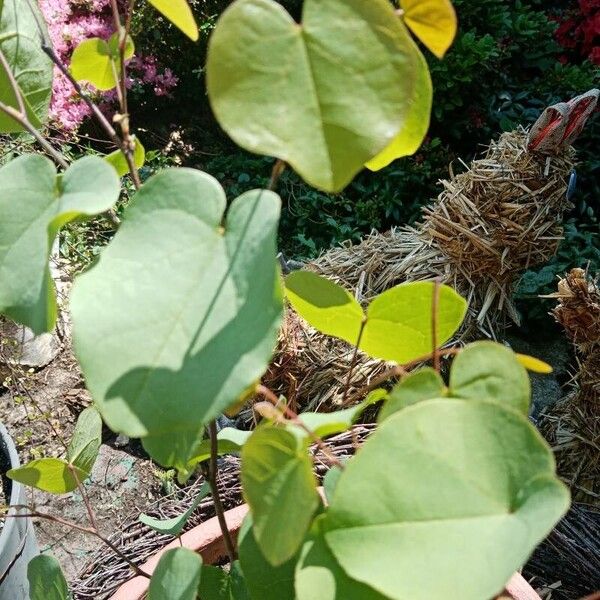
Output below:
[241,425,319,565]
[148,0,199,41]
[323,399,569,600]
[27,555,69,600]
[67,406,102,475]
[70,33,134,91]
[105,136,146,177]
[207,0,428,192]
[8,458,86,494]
[0,155,120,333]
[148,548,202,600]
[400,0,457,59]
[516,353,553,374]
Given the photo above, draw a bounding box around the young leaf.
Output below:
[71,169,283,472]
[238,515,299,600]
[148,548,202,600]
[140,482,210,536]
[199,562,250,600]
[105,136,146,177]
[400,0,457,59]
[27,555,69,600]
[0,0,53,132]
[360,281,467,364]
[449,342,531,415]
[70,33,135,91]
[323,399,569,600]
[241,425,319,566]
[207,0,427,192]
[516,353,553,374]
[67,406,102,475]
[378,367,445,421]
[8,458,87,494]
[285,271,364,343]
[365,45,432,171]
[148,0,199,42]
[0,155,120,334]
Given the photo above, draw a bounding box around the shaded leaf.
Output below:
[140,482,210,536]
[67,406,102,475]
[0,155,120,333]
[400,0,457,59]
[0,0,53,132]
[70,33,134,91]
[149,0,198,41]
[8,457,86,494]
[378,367,445,421]
[450,342,531,415]
[198,562,250,600]
[323,399,569,600]
[323,466,343,504]
[105,135,146,177]
[207,0,428,192]
[241,425,319,565]
[71,170,283,472]
[148,548,202,600]
[27,555,69,600]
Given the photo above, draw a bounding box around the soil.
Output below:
[0,341,164,582]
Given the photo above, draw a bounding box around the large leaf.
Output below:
[27,555,69,600]
[207,0,427,192]
[7,457,87,494]
[238,515,297,600]
[0,0,53,132]
[198,563,250,600]
[71,169,283,471]
[365,45,432,171]
[0,155,120,334]
[70,33,134,91]
[449,342,531,415]
[148,0,199,41]
[67,406,102,474]
[140,482,211,536]
[148,548,202,600]
[378,367,445,421]
[323,399,569,600]
[285,271,363,344]
[400,0,457,59]
[295,519,388,600]
[241,425,319,566]
[287,276,467,365]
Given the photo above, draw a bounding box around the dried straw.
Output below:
[539,269,600,504]
[271,130,576,410]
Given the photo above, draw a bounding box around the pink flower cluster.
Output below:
[40,0,178,131]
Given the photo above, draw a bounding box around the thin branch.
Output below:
[268,159,286,191]
[69,465,98,531]
[256,385,345,469]
[203,421,237,563]
[341,319,367,405]
[431,279,441,373]
[4,507,150,579]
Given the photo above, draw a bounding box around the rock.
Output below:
[0,320,61,368]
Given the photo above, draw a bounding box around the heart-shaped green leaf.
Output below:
[71,169,283,471]
[0,155,120,334]
[8,457,87,494]
[105,135,145,177]
[148,548,202,600]
[241,425,319,566]
[449,342,531,415]
[70,33,134,91]
[287,276,467,365]
[148,0,198,41]
[27,555,69,600]
[0,0,53,132]
[140,482,210,536]
[67,406,102,475]
[238,515,297,600]
[207,0,426,192]
[365,46,432,171]
[323,399,569,600]
[378,367,445,421]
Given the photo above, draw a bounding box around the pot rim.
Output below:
[0,421,24,553]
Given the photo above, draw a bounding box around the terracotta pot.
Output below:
[109,502,541,600]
